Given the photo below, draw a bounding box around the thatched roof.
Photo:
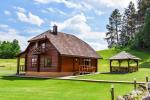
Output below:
[109,51,141,60]
[28,30,101,59]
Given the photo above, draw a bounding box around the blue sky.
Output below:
[0,0,137,51]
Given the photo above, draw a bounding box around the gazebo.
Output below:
[109,51,141,73]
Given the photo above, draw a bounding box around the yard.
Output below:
[0,58,134,100]
[77,49,150,82]
[0,48,149,100]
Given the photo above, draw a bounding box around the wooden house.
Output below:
[17,25,101,77]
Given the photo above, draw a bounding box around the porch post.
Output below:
[95,59,98,72]
[25,54,27,71]
[110,60,112,72]
[37,55,40,72]
[136,60,139,71]
[17,57,20,75]
[118,60,121,72]
[128,60,130,72]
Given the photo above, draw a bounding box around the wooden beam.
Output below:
[95,59,98,72]
[25,54,27,72]
[137,60,139,71]
[110,60,112,72]
[37,55,40,72]
[17,57,20,75]
[128,60,130,72]
[58,54,62,72]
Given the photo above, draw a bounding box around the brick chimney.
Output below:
[53,25,57,35]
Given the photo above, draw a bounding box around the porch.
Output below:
[79,65,96,74]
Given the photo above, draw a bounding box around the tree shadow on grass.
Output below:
[0,76,50,81]
[100,72,128,74]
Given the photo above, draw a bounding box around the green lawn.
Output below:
[0,58,133,100]
[78,48,150,82]
[0,76,133,100]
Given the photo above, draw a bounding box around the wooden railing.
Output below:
[32,46,46,55]
[19,65,25,72]
[79,65,96,73]
[111,66,138,73]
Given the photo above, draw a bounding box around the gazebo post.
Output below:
[136,60,139,71]
[118,60,121,72]
[110,60,112,72]
[128,60,130,72]
[17,57,20,75]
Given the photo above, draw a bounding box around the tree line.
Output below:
[0,39,21,58]
[105,0,150,49]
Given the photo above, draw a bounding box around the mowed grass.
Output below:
[78,48,150,82]
[0,76,133,100]
[0,58,134,100]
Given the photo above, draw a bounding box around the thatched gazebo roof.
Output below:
[109,51,141,60]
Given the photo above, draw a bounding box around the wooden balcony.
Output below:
[32,46,46,55]
[79,65,96,74]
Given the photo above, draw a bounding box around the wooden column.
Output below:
[110,60,112,72]
[136,60,139,71]
[17,57,20,75]
[58,54,62,72]
[95,59,98,72]
[25,54,27,72]
[128,60,130,72]
[37,55,40,72]
[118,60,121,72]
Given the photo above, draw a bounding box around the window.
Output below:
[31,57,37,67]
[44,57,52,67]
[42,43,46,49]
[83,59,91,66]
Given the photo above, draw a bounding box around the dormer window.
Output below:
[42,43,46,49]
[35,42,38,48]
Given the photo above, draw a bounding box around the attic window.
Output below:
[42,43,46,49]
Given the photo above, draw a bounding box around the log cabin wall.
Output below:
[61,56,74,72]
[61,56,97,72]
[26,40,59,72]
[27,43,37,71]
[39,40,59,72]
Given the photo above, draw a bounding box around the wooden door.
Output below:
[73,58,80,72]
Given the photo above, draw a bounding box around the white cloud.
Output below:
[51,13,107,50]
[94,10,105,16]
[13,6,26,13]
[85,0,137,9]
[34,0,82,9]
[16,11,44,26]
[0,24,30,51]
[4,10,11,15]
[42,7,67,16]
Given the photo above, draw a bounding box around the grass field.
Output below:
[0,59,133,100]
[0,48,149,100]
[78,48,150,82]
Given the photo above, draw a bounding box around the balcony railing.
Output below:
[79,65,96,73]
[32,46,46,55]
[111,66,138,73]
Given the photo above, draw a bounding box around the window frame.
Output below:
[31,56,38,67]
[83,59,91,66]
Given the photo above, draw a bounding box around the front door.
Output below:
[73,58,80,72]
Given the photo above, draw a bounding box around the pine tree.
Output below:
[105,9,121,48]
